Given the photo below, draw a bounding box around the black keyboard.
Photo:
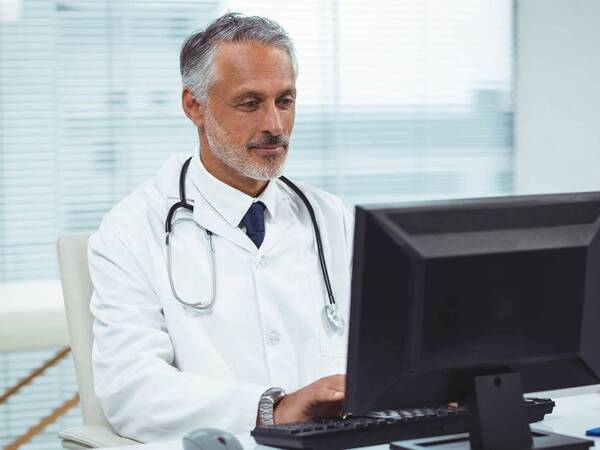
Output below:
[251,397,554,449]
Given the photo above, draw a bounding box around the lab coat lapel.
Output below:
[160,155,257,254]
[190,196,258,254]
[259,196,294,254]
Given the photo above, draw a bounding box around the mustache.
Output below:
[247,134,290,149]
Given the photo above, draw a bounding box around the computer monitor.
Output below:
[344,192,600,450]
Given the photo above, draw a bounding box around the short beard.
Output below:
[203,109,289,181]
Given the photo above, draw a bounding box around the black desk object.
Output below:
[251,397,554,450]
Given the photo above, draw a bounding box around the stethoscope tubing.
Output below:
[164,156,339,320]
[166,217,216,310]
[278,175,335,307]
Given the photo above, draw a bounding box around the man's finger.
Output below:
[332,390,344,400]
[329,374,345,391]
[320,374,345,393]
[314,388,344,403]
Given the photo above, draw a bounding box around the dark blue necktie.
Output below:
[241,201,266,249]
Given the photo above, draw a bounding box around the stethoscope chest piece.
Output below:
[325,304,345,331]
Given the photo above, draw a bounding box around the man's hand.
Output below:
[274,374,345,424]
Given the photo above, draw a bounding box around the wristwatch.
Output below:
[258,387,286,426]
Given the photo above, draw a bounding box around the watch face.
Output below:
[262,387,285,403]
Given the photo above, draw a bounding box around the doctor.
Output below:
[88,12,354,443]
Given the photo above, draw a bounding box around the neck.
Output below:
[198,145,268,198]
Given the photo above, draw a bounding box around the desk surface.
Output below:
[106,393,600,449]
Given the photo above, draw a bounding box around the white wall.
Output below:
[515,0,600,194]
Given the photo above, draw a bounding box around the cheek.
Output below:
[226,121,255,146]
[285,110,296,134]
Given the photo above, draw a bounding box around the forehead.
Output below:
[211,41,296,95]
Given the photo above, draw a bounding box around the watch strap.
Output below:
[258,387,286,426]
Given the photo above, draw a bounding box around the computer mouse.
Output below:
[182,427,244,450]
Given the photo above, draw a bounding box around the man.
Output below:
[89,13,353,442]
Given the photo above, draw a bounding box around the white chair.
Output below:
[57,233,139,449]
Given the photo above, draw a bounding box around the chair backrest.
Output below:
[57,233,111,428]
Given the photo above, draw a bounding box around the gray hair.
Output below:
[180,12,298,103]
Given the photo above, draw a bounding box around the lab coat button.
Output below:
[266,330,281,345]
[255,256,268,269]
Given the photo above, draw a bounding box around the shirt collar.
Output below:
[189,152,279,228]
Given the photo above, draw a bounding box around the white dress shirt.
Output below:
[88,153,354,442]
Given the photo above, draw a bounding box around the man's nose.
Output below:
[260,103,285,136]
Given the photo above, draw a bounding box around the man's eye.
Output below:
[278,98,295,108]
[239,101,259,109]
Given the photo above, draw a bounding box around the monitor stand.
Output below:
[391,371,593,450]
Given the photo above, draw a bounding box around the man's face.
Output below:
[201,41,296,181]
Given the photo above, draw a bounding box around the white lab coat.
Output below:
[89,153,354,443]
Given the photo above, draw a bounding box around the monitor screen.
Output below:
[345,192,600,415]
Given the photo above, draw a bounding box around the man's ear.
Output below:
[181,88,205,128]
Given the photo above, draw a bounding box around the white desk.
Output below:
[105,393,600,449]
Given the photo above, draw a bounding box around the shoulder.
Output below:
[278,177,348,209]
[276,177,355,269]
[276,177,354,229]
[283,177,352,211]
[90,154,189,252]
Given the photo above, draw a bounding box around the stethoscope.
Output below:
[164,156,345,331]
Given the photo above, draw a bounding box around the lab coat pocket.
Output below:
[307,273,349,359]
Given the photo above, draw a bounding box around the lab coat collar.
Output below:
[160,153,290,255]
[189,153,278,229]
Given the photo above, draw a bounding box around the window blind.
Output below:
[1,1,514,447]
[1,0,514,283]
[0,0,514,283]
